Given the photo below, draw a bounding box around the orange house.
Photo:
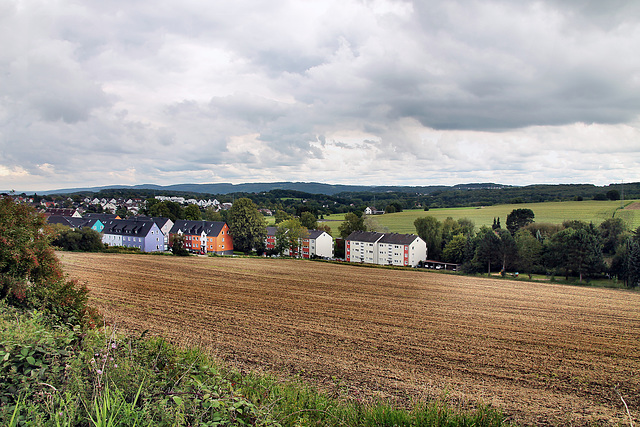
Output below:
[169,220,233,255]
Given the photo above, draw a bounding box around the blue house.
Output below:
[101,218,164,252]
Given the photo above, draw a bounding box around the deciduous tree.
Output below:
[506,208,535,235]
[514,228,542,279]
[414,216,442,260]
[184,204,202,220]
[338,212,366,239]
[0,197,96,326]
[228,198,267,254]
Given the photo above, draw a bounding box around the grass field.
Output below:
[360,200,640,234]
[60,252,640,426]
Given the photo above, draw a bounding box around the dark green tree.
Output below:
[506,209,535,235]
[606,190,620,201]
[414,216,442,260]
[148,201,183,222]
[274,209,292,224]
[300,211,318,230]
[275,218,308,256]
[628,240,640,288]
[170,234,189,256]
[442,234,467,264]
[203,207,223,222]
[496,229,518,273]
[514,228,542,279]
[228,198,267,254]
[456,218,476,238]
[184,204,202,220]
[548,226,604,282]
[472,227,501,275]
[598,217,627,255]
[338,212,366,239]
[53,227,104,252]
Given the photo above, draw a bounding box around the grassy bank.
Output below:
[0,301,506,426]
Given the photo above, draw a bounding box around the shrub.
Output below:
[0,197,98,328]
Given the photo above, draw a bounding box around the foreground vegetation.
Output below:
[0,302,506,426]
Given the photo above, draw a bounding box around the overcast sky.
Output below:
[2,0,640,192]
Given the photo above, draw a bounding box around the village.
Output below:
[35,195,432,268]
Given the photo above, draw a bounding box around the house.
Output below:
[364,207,384,215]
[265,226,278,252]
[83,213,121,222]
[301,230,334,259]
[150,217,174,251]
[345,231,427,267]
[169,220,233,255]
[44,208,82,218]
[345,231,385,264]
[102,218,164,252]
[47,215,104,232]
[265,228,334,259]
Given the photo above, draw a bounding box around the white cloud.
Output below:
[1,0,639,191]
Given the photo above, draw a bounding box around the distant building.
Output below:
[102,218,164,252]
[169,220,233,255]
[345,231,427,267]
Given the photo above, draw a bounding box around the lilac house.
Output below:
[102,218,164,252]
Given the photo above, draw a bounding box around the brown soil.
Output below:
[625,202,640,210]
[59,253,640,426]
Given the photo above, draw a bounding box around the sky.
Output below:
[2,0,640,192]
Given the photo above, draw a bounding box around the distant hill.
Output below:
[34,182,508,196]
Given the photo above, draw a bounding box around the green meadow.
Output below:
[364,200,640,234]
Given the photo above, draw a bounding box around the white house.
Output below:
[346,231,427,267]
[302,230,334,259]
[345,231,385,264]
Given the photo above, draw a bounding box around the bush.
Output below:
[0,197,98,328]
[52,227,105,252]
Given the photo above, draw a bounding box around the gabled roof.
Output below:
[44,208,78,217]
[84,213,120,221]
[346,231,385,243]
[307,229,328,239]
[150,217,172,228]
[378,233,420,245]
[47,215,101,229]
[103,218,157,237]
[266,226,278,236]
[170,220,227,236]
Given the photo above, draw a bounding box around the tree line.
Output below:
[411,208,640,286]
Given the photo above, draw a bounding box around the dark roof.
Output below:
[170,220,227,236]
[346,231,385,243]
[150,217,172,228]
[266,226,277,236]
[84,213,119,221]
[46,215,74,227]
[103,218,157,237]
[45,208,78,217]
[47,215,100,229]
[378,233,420,245]
[306,230,327,239]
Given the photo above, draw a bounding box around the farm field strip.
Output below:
[370,200,640,234]
[59,252,640,426]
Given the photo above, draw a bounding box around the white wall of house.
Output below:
[312,232,334,258]
[408,238,427,267]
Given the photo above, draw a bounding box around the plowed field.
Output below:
[59,252,640,426]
